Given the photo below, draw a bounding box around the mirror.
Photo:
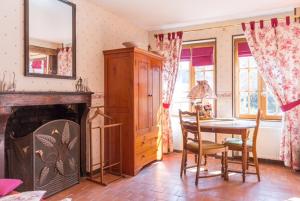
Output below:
[25,0,76,79]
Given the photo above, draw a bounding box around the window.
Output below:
[171,40,216,116]
[234,38,281,120]
[171,61,190,116]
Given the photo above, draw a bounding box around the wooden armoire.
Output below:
[103,47,163,176]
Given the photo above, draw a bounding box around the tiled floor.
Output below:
[47,153,300,201]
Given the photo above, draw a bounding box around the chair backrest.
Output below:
[179,110,202,153]
[252,109,262,147]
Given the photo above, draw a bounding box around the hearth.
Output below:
[0,92,92,197]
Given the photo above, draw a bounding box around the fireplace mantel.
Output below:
[0,91,93,178]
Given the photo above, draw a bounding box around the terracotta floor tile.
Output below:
[47,153,300,201]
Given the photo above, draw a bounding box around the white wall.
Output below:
[149,13,291,160]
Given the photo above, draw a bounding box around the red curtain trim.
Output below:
[259,20,264,29]
[250,21,255,30]
[271,18,278,28]
[286,16,290,25]
[154,31,183,41]
[177,31,183,39]
[280,99,300,112]
[168,33,171,40]
[241,16,294,30]
[241,23,246,31]
[159,34,164,42]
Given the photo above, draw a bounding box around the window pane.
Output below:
[249,69,258,91]
[267,89,282,116]
[249,57,257,68]
[195,68,204,83]
[171,61,190,115]
[240,92,249,114]
[205,65,214,71]
[249,92,258,114]
[238,57,248,68]
[239,69,248,91]
[205,71,214,90]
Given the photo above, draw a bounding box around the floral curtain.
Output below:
[242,17,300,170]
[155,31,183,153]
[57,47,72,76]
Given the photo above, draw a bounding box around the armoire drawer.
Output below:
[135,148,157,169]
[135,133,158,154]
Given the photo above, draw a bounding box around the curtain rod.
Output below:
[163,15,300,34]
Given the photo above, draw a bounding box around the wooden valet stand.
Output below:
[87,106,123,186]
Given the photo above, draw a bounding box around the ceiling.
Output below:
[93,0,299,30]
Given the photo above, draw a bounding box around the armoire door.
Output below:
[150,61,161,129]
[136,56,151,134]
[151,60,163,159]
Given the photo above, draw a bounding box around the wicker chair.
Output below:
[224,109,261,181]
[179,110,229,185]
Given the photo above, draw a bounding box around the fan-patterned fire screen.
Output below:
[7,120,80,197]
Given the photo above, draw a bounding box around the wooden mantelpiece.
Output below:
[0,91,93,178]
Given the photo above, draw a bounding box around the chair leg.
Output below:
[221,152,224,177]
[184,150,187,175]
[252,150,261,182]
[247,152,250,170]
[224,150,228,181]
[203,155,208,171]
[180,149,185,178]
[195,154,201,186]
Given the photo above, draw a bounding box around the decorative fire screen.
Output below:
[7,119,80,197]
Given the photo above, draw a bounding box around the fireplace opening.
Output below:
[5,105,80,197]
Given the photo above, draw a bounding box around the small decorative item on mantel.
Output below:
[0,71,16,92]
[75,77,90,92]
[75,77,83,92]
[188,80,217,120]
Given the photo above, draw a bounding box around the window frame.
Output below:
[233,37,281,120]
[171,39,217,116]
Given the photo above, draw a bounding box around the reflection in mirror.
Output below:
[25,0,76,79]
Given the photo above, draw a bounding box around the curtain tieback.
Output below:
[163,103,170,109]
[280,99,300,112]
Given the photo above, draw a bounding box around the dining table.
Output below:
[184,118,256,182]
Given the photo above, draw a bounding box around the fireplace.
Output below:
[6,105,80,197]
[0,92,92,197]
